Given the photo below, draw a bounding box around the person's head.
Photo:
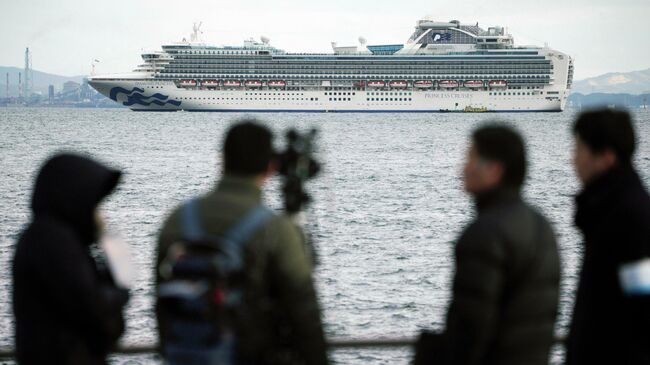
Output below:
[223,120,274,183]
[31,153,121,244]
[463,124,527,195]
[572,109,635,184]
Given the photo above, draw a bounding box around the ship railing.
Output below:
[0,336,566,359]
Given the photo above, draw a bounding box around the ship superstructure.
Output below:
[88,19,574,112]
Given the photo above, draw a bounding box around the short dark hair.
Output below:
[472,124,527,188]
[224,120,273,176]
[573,109,635,163]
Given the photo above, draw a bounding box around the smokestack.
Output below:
[18,72,22,98]
[5,73,8,98]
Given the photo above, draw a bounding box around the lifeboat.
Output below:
[223,80,241,87]
[389,80,408,88]
[488,80,508,88]
[267,80,286,88]
[438,80,459,88]
[367,81,385,88]
[245,80,263,88]
[178,79,197,87]
[201,79,220,87]
[464,80,484,88]
[414,80,433,89]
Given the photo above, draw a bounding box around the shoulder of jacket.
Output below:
[263,213,302,238]
[26,217,80,244]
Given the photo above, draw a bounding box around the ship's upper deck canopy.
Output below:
[399,18,514,54]
[329,18,516,55]
[161,38,286,55]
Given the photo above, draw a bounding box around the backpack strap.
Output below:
[179,199,273,273]
[180,198,204,241]
[219,206,273,272]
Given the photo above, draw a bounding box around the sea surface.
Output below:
[1,107,649,364]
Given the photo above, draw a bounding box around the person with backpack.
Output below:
[155,120,328,365]
[414,125,560,365]
[566,109,650,364]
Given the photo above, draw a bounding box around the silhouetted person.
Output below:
[12,153,129,365]
[566,109,650,364]
[155,120,328,365]
[415,125,560,365]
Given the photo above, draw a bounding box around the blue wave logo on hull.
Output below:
[109,87,181,107]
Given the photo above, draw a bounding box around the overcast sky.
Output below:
[1,0,648,80]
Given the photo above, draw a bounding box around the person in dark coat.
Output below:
[12,153,129,365]
[415,125,560,365]
[566,109,650,365]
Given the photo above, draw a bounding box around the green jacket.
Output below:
[155,175,328,365]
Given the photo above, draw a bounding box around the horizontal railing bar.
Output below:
[0,336,566,359]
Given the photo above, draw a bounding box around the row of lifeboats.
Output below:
[366,80,508,89]
[178,79,287,88]
[178,79,508,89]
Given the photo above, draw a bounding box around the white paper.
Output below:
[100,234,135,289]
[619,258,650,295]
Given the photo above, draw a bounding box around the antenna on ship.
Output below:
[191,22,203,42]
[91,59,100,76]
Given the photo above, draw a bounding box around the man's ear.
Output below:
[487,161,505,187]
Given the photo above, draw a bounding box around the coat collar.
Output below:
[575,163,640,230]
[474,185,522,215]
[213,174,262,203]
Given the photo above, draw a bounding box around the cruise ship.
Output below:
[88,19,574,112]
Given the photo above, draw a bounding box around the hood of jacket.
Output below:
[31,153,121,245]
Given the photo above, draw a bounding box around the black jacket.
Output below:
[439,188,560,365]
[12,153,129,365]
[566,164,650,365]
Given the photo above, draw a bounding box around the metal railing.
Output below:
[0,336,565,360]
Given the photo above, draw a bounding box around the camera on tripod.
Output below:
[275,128,321,214]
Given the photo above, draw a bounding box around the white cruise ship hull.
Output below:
[89,78,568,113]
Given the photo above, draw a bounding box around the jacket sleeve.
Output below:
[155,210,180,349]
[443,224,506,365]
[271,217,329,365]
[37,226,129,351]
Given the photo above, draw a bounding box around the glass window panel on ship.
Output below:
[159,54,552,83]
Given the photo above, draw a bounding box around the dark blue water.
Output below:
[1,107,649,364]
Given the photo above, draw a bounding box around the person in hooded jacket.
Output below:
[12,153,129,365]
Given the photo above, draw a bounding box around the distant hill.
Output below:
[0,66,86,97]
[569,92,650,109]
[572,68,650,95]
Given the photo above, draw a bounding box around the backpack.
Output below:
[157,198,273,365]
